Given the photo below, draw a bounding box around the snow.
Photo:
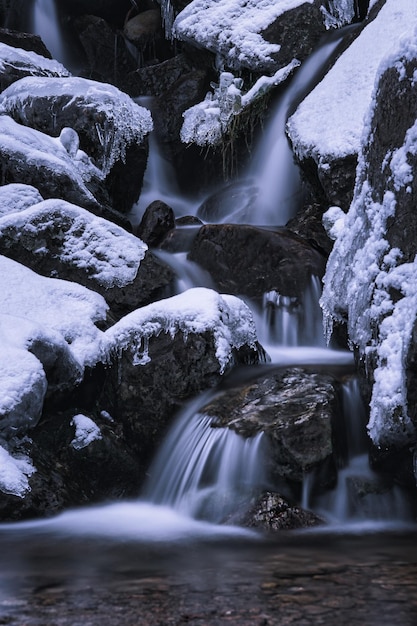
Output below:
[0,42,70,78]
[0,183,43,216]
[105,288,258,373]
[0,76,153,175]
[173,0,313,71]
[320,25,417,447]
[0,256,108,369]
[71,414,102,450]
[0,339,47,433]
[181,61,299,146]
[322,205,346,240]
[0,115,102,203]
[287,0,417,164]
[0,198,148,289]
[0,445,35,498]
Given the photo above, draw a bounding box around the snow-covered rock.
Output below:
[287,0,417,210]
[320,32,417,449]
[0,115,104,211]
[105,287,258,374]
[0,76,153,212]
[0,255,108,370]
[0,41,70,92]
[173,0,336,73]
[0,198,173,318]
[100,288,261,470]
[0,183,43,216]
[0,445,35,498]
[70,414,102,450]
[174,0,354,148]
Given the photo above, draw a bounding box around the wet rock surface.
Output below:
[189,224,326,300]
[201,368,341,486]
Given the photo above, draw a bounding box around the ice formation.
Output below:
[181,61,299,146]
[320,0,356,29]
[0,199,148,289]
[321,32,417,447]
[71,414,102,450]
[0,76,153,175]
[105,288,258,373]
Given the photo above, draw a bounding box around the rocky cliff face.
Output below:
[321,35,417,481]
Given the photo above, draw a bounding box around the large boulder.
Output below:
[0,198,174,319]
[320,32,417,457]
[200,367,341,490]
[173,0,336,74]
[287,0,416,211]
[188,223,326,300]
[99,288,261,471]
[0,115,106,212]
[0,41,70,92]
[0,76,153,212]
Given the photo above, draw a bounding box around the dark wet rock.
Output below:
[0,409,141,521]
[188,223,326,300]
[73,15,138,88]
[52,0,133,27]
[160,225,201,253]
[0,199,174,319]
[135,200,175,247]
[260,1,329,72]
[286,202,334,257]
[124,10,163,47]
[201,367,341,487]
[238,491,324,531]
[0,27,52,59]
[125,53,196,98]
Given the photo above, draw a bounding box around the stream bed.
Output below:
[0,528,416,625]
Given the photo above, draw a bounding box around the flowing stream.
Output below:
[1,7,417,624]
[8,2,415,540]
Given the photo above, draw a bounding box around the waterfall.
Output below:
[131,98,197,225]
[305,378,413,528]
[199,30,349,227]
[31,0,66,66]
[142,395,268,523]
[259,275,325,349]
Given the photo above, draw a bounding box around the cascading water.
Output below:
[142,395,268,523]
[31,0,67,67]
[245,36,344,226]
[200,29,350,227]
[131,97,197,224]
[304,378,413,528]
[259,275,326,349]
